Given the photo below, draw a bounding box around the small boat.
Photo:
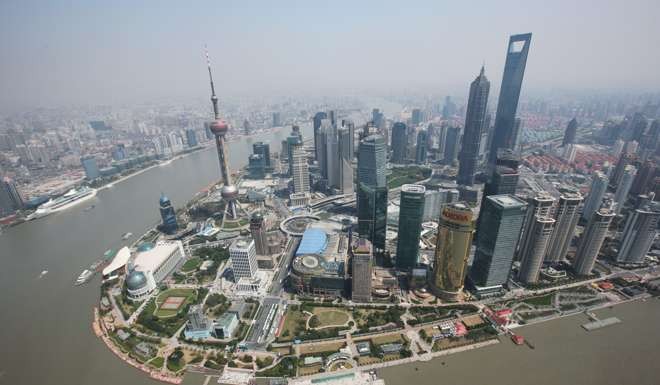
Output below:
[84,205,95,212]
[122,232,133,240]
[38,270,48,279]
[75,269,94,286]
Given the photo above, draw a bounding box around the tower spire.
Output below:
[205,46,219,120]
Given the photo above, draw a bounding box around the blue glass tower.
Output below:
[159,194,178,234]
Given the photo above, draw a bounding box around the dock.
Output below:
[582,317,621,331]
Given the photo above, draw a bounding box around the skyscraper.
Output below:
[562,118,578,147]
[229,239,258,280]
[616,201,660,264]
[517,192,555,260]
[457,66,490,186]
[250,212,268,256]
[517,216,555,284]
[488,33,532,165]
[81,156,100,180]
[252,142,271,168]
[443,126,461,165]
[431,203,475,301]
[630,160,656,196]
[469,195,527,292]
[351,238,373,303]
[159,194,178,234]
[313,112,328,162]
[272,112,282,128]
[338,127,354,194]
[613,165,637,213]
[411,108,423,126]
[0,177,23,217]
[582,171,609,221]
[545,193,583,264]
[573,207,614,275]
[391,122,408,164]
[357,135,388,252]
[415,130,429,164]
[396,184,426,270]
[291,139,310,194]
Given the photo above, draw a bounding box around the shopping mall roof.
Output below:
[296,228,328,256]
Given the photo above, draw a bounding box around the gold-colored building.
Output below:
[432,202,475,301]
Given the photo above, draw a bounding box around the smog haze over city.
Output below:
[2,2,660,385]
[1,0,660,112]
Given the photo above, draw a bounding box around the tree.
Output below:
[309,316,320,328]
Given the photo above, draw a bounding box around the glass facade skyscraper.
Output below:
[469,195,527,290]
[457,67,490,186]
[159,194,178,234]
[357,135,388,252]
[488,33,532,165]
[395,184,426,270]
[391,122,408,164]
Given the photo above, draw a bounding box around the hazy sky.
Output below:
[1,0,659,112]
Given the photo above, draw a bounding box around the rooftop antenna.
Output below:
[205,45,219,120]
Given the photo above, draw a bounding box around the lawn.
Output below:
[369,333,404,345]
[310,308,350,328]
[147,356,164,369]
[298,341,345,356]
[278,308,309,341]
[180,257,202,273]
[387,166,432,189]
[522,293,555,307]
[154,288,196,318]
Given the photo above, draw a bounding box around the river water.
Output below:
[379,299,660,385]
[0,125,306,385]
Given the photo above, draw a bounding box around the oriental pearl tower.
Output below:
[205,49,240,220]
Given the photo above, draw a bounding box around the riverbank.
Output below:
[378,298,660,385]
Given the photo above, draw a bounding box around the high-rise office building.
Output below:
[272,112,282,127]
[457,66,490,186]
[573,207,614,275]
[610,153,635,189]
[372,109,384,129]
[562,118,578,147]
[443,126,461,165]
[613,165,637,213]
[396,184,426,270]
[357,135,388,252]
[185,129,198,147]
[391,122,408,164]
[291,139,310,194]
[287,133,303,176]
[338,127,354,194]
[0,177,23,217]
[469,195,527,291]
[159,194,178,234]
[415,130,429,164]
[484,150,520,196]
[252,142,271,168]
[488,33,532,165]
[431,203,475,301]
[518,216,555,284]
[545,193,583,264]
[250,212,268,256]
[313,112,328,162]
[411,108,423,126]
[248,154,266,179]
[517,192,555,260]
[616,201,660,264]
[351,238,373,303]
[229,239,258,279]
[81,156,100,180]
[582,171,609,221]
[631,160,656,196]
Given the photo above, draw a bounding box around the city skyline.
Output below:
[2,1,660,113]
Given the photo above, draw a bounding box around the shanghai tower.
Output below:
[488,33,532,166]
[457,66,490,186]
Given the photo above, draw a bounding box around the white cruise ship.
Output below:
[30,186,97,219]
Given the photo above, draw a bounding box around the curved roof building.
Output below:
[296,229,328,256]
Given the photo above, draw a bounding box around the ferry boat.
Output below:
[75,269,94,285]
[30,186,97,219]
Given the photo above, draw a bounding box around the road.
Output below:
[269,236,300,296]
